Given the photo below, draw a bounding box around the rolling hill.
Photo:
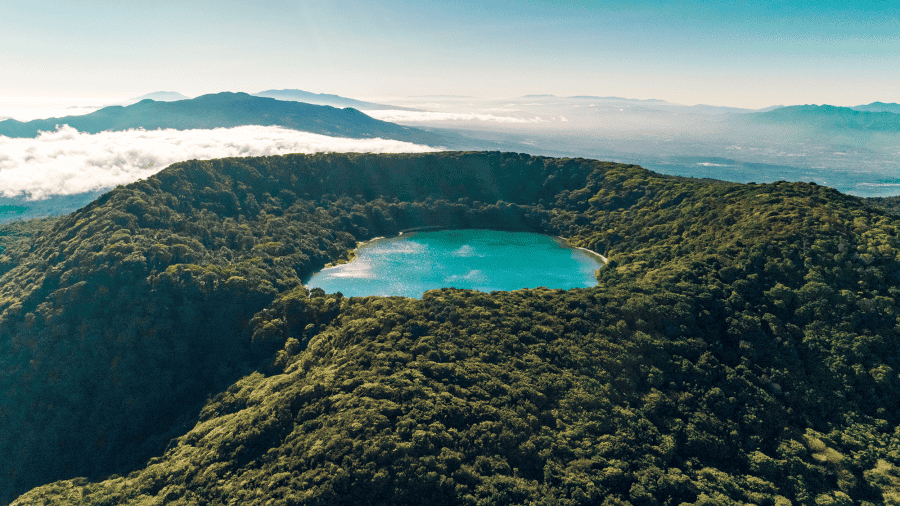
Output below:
[2,152,899,505]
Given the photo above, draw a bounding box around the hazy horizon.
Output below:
[2,1,897,109]
[0,89,895,122]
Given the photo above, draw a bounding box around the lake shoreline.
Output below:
[551,236,608,266]
[320,236,387,269]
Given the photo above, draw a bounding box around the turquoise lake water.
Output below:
[305,229,605,298]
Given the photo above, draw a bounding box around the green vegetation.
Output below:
[2,152,899,505]
[865,196,900,217]
[0,216,61,275]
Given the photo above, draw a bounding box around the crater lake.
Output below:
[305,229,606,298]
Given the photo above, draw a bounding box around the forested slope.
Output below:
[865,195,900,217]
[4,152,900,505]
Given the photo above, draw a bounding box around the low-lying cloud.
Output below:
[0,125,442,199]
[363,110,545,124]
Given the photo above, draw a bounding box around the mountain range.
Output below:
[0,92,445,145]
[750,103,900,131]
[253,89,421,111]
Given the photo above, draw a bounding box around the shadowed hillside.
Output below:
[865,195,900,217]
[3,152,899,505]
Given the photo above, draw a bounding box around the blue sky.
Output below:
[1,0,898,108]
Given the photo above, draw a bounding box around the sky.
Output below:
[1,0,898,109]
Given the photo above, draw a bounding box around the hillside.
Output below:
[3,152,900,505]
[0,92,444,146]
[749,104,900,131]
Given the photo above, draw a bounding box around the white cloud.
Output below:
[445,269,483,282]
[363,109,545,124]
[0,125,442,199]
[451,245,480,257]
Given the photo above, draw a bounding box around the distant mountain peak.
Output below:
[0,93,444,144]
[253,89,421,111]
[192,91,257,101]
[130,91,191,102]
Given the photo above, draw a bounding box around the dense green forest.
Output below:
[864,196,900,217]
[2,152,899,505]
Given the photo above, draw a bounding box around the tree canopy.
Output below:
[2,152,899,505]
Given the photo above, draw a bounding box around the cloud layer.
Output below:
[0,125,442,199]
